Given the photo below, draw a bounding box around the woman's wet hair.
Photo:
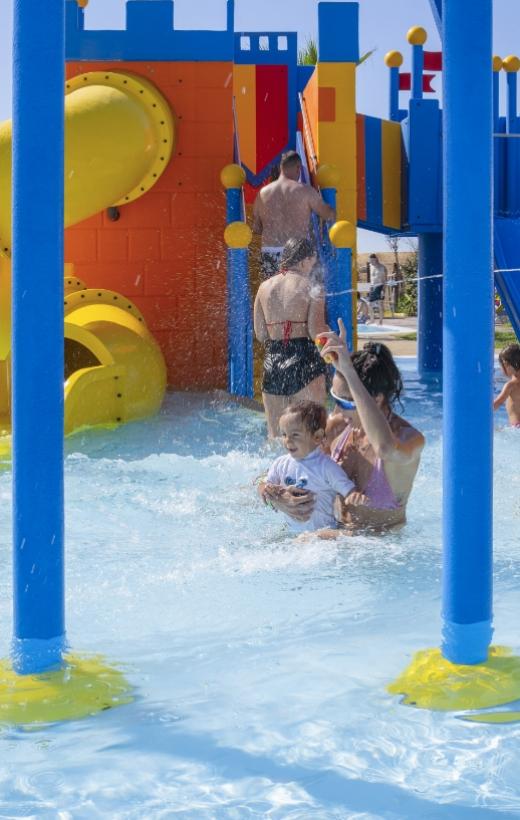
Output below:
[349,342,403,406]
[279,238,316,271]
[499,343,520,371]
[281,400,327,434]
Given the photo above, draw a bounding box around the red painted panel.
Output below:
[255,65,289,174]
[424,51,442,71]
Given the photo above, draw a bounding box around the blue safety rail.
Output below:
[494,218,520,339]
[66,0,235,61]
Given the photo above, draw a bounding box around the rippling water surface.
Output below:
[0,361,519,819]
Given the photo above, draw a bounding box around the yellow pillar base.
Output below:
[388,646,520,724]
[0,654,133,726]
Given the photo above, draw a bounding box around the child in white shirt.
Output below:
[266,400,354,533]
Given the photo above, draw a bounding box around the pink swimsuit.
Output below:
[331,425,401,511]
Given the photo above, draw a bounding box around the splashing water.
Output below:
[0,361,519,818]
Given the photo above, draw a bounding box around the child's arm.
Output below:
[326,458,355,498]
[493,381,511,410]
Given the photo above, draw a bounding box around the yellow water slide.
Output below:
[0,72,175,440]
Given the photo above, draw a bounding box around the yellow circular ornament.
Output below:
[385,51,404,69]
[407,26,427,46]
[316,164,340,189]
[224,221,252,249]
[329,220,355,249]
[220,164,246,189]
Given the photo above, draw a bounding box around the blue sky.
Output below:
[0,1,517,250]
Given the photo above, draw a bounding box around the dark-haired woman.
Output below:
[261,319,424,531]
[254,237,329,438]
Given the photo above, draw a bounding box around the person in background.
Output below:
[494,343,520,427]
[254,238,328,438]
[252,151,335,279]
[367,253,387,325]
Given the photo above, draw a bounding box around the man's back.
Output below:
[254,176,334,247]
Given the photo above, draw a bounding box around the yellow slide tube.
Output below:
[63,287,166,435]
[0,72,174,448]
[0,71,174,255]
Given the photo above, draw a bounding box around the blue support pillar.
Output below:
[224,222,253,398]
[226,189,241,223]
[389,67,400,122]
[12,0,66,673]
[226,248,253,397]
[321,187,336,215]
[328,221,355,350]
[442,0,493,664]
[493,59,503,215]
[384,52,404,123]
[411,44,424,100]
[504,60,520,216]
[417,233,443,374]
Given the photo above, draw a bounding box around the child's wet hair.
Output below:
[281,400,327,434]
[499,343,520,371]
[349,342,403,406]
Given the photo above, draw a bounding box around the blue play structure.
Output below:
[3,0,514,701]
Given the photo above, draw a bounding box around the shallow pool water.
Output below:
[0,361,520,819]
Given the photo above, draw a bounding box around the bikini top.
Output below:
[265,269,309,344]
[265,319,307,344]
[331,423,401,510]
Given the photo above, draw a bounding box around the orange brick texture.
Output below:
[65,61,234,390]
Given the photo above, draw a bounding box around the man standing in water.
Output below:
[252,151,335,278]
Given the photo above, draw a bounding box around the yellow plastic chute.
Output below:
[0,71,174,440]
[0,71,174,256]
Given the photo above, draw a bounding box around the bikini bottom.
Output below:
[262,337,326,396]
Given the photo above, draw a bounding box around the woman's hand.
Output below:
[263,483,316,522]
[317,318,352,375]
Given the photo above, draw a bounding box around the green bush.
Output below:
[397,253,418,316]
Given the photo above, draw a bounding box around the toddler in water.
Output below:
[494,343,520,427]
[266,400,354,533]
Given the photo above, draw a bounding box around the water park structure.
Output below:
[2,0,520,731]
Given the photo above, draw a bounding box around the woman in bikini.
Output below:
[254,238,329,438]
[260,320,425,532]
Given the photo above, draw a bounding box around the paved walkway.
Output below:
[358,315,417,356]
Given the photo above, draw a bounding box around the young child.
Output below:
[494,343,520,427]
[265,400,354,533]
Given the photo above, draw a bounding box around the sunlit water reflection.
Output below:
[0,361,519,818]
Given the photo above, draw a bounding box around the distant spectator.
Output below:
[367,253,387,325]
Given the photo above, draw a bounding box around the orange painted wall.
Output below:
[65,61,234,390]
